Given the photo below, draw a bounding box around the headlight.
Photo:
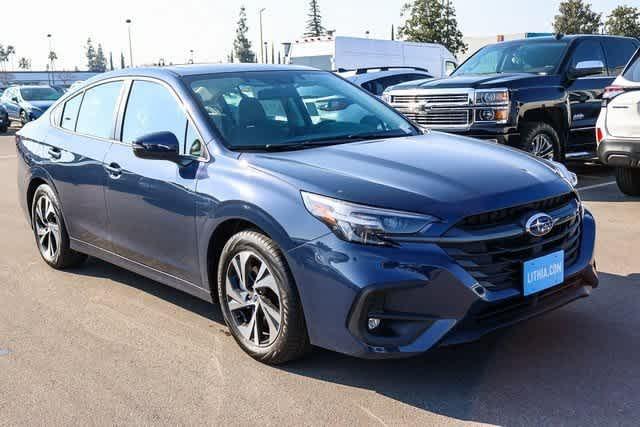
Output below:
[475,108,509,124]
[475,89,509,105]
[301,192,438,245]
[549,161,578,187]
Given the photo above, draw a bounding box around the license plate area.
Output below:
[523,250,564,296]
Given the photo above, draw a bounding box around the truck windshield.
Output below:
[186,70,417,151]
[453,40,569,76]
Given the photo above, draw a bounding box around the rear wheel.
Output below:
[615,167,640,196]
[518,122,562,161]
[31,184,87,269]
[217,230,310,364]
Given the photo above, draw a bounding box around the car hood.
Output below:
[387,73,543,90]
[243,132,572,222]
[26,100,56,110]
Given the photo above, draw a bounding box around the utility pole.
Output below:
[126,19,134,67]
[259,8,266,63]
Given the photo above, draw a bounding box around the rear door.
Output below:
[44,80,124,248]
[103,79,204,285]
[566,38,612,153]
[3,88,20,119]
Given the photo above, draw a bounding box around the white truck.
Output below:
[286,36,458,79]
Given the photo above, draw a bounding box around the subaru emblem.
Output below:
[525,213,555,237]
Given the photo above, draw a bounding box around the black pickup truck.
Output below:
[383,35,639,161]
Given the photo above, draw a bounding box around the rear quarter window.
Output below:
[623,51,640,82]
[75,81,123,139]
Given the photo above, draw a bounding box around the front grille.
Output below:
[391,94,470,105]
[461,193,575,228]
[403,110,470,127]
[441,195,582,292]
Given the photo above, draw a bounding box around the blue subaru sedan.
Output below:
[16,64,597,363]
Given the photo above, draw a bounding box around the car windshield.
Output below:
[20,87,61,101]
[186,70,417,150]
[453,40,569,76]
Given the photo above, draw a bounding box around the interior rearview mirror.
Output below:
[569,60,605,79]
[132,131,180,162]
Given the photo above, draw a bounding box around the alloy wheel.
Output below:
[34,195,61,262]
[225,250,282,347]
[529,134,555,160]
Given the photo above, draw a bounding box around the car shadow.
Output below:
[64,257,640,424]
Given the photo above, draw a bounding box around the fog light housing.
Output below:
[367,317,381,330]
[476,107,509,124]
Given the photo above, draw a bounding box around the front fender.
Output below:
[513,85,569,135]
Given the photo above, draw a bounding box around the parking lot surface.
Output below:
[0,130,638,426]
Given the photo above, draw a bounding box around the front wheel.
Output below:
[217,230,311,364]
[31,184,87,269]
[615,167,640,196]
[518,122,562,161]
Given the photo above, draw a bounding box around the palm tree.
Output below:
[0,45,6,72]
[18,57,31,70]
[6,45,15,71]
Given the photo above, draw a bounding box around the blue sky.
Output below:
[0,0,630,70]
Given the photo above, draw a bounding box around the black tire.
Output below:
[518,122,563,162]
[0,125,7,133]
[217,230,310,364]
[31,184,87,269]
[615,167,640,197]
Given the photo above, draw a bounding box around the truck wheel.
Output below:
[519,122,562,161]
[615,167,640,197]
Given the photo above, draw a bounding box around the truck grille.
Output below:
[403,111,470,127]
[391,94,470,105]
[441,195,582,292]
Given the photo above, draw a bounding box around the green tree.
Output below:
[606,5,640,38]
[18,57,31,70]
[95,44,107,72]
[233,6,256,63]
[553,0,602,34]
[109,51,114,71]
[399,0,467,55]
[85,38,97,70]
[6,45,15,71]
[304,0,326,37]
[120,51,126,69]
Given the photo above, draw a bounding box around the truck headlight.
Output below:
[301,192,438,246]
[475,108,509,124]
[475,89,509,105]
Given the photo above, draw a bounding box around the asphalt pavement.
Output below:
[0,129,638,426]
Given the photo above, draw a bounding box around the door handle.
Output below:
[105,163,122,178]
[48,147,62,159]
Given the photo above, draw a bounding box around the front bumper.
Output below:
[286,210,597,359]
[597,138,640,168]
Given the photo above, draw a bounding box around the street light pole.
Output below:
[259,8,266,63]
[126,19,134,67]
[189,49,194,64]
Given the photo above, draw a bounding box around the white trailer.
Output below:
[286,36,458,78]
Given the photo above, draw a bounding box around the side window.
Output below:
[603,39,638,76]
[75,81,123,139]
[623,51,640,82]
[445,61,457,75]
[60,93,83,131]
[570,40,606,76]
[185,122,203,157]
[122,80,187,147]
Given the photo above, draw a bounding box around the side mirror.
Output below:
[569,60,605,79]
[11,96,19,103]
[132,131,180,162]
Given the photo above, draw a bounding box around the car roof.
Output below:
[497,34,638,46]
[91,63,317,80]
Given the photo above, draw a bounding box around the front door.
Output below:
[103,79,204,285]
[566,39,613,154]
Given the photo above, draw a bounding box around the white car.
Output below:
[596,49,640,195]
[338,67,433,97]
